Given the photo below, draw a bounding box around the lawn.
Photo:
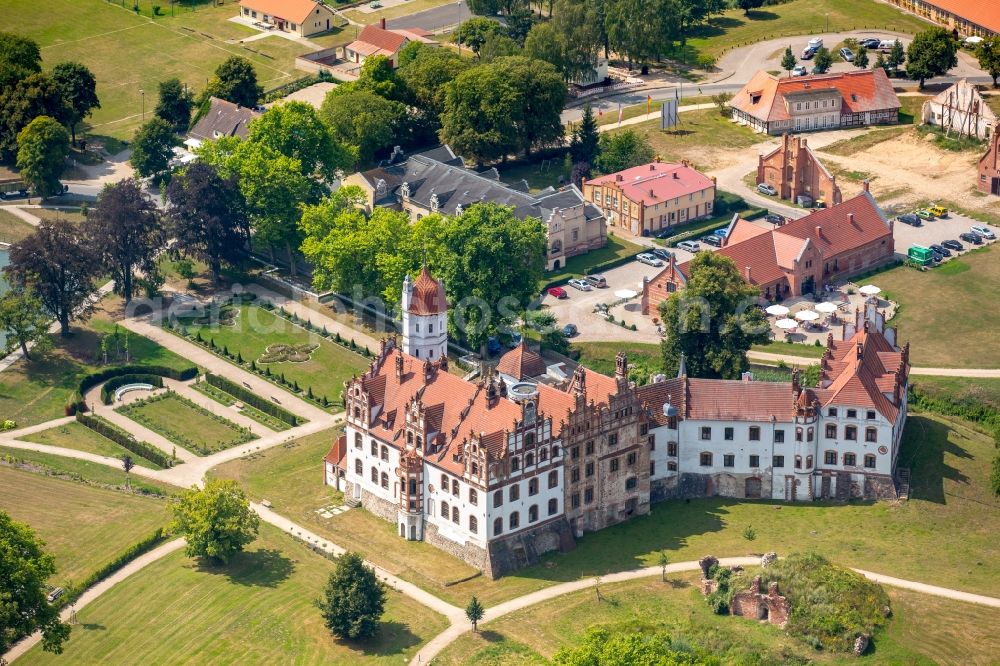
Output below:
[0,306,196,427]
[0,466,169,586]
[11,0,303,141]
[0,444,182,496]
[751,340,827,359]
[177,303,371,404]
[496,157,571,193]
[20,523,449,665]
[683,0,931,62]
[0,209,36,244]
[191,380,292,431]
[869,246,1000,367]
[435,574,1000,666]
[621,109,766,171]
[343,0,456,25]
[27,207,87,224]
[20,420,166,468]
[541,234,645,286]
[118,391,256,455]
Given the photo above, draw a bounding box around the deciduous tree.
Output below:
[203,55,262,108]
[166,161,249,282]
[595,129,654,174]
[906,27,958,89]
[129,117,177,182]
[169,479,259,564]
[155,78,194,131]
[15,115,69,198]
[657,251,770,379]
[0,512,71,655]
[320,89,407,165]
[453,17,506,58]
[0,73,71,159]
[5,218,95,335]
[0,289,51,360]
[976,36,1000,87]
[84,178,164,304]
[524,23,569,76]
[738,0,764,14]
[50,61,100,145]
[320,552,387,640]
[247,100,353,180]
[0,32,42,91]
[813,46,833,74]
[397,45,468,126]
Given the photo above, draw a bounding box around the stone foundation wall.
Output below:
[423,522,490,573]
[485,517,576,579]
[652,473,711,500]
[360,488,398,522]
[863,473,898,500]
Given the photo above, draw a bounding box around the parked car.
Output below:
[931,250,945,263]
[960,231,983,244]
[792,65,808,76]
[757,183,778,196]
[971,224,996,239]
[568,278,592,291]
[676,240,701,252]
[942,239,964,251]
[878,39,896,51]
[584,274,607,288]
[897,213,921,227]
[562,323,578,337]
[929,204,948,217]
[915,209,935,220]
[801,46,817,59]
[701,234,723,247]
[859,38,882,48]
[650,248,673,261]
[636,252,664,266]
[839,47,855,62]
[929,243,951,257]
[654,227,675,239]
[547,286,568,299]
[765,213,786,225]
[713,227,730,238]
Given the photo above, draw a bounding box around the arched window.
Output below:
[371,467,378,483]
[353,407,360,419]
[416,436,422,449]
[509,483,520,501]
[407,431,413,445]
[806,455,813,468]
[451,479,459,496]
[354,432,362,449]
[370,441,378,456]
[528,478,538,496]
[493,490,503,507]
[807,427,814,442]
[441,501,449,518]
[548,498,558,515]
[471,462,479,476]
[548,470,558,489]
[551,445,559,457]
[440,474,448,489]
[794,455,802,469]
[528,505,538,522]
[380,446,389,461]
[511,457,520,471]
[452,506,459,523]
[526,453,534,467]
[355,459,363,474]
[468,489,478,505]
[510,511,520,529]
[469,516,478,533]
[493,517,503,536]
[825,424,837,439]
[380,472,389,489]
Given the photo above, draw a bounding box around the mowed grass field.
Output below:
[21,420,166,468]
[212,411,1000,607]
[20,524,449,665]
[178,304,370,404]
[119,391,255,455]
[0,209,37,244]
[871,246,1000,367]
[622,109,767,171]
[0,466,169,585]
[12,0,303,141]
[435,574,1000,666]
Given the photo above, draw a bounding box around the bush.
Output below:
[76,413,173,468]
[100,374,165,405]
[204,373,300,426]
[68,363,198,413]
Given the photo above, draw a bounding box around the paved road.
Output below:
[386,0,467,31]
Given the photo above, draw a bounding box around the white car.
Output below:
[792,65,808,77]
[971,225,996,240]
[567,278,593,291]
[636,253,664,267]
[676,240,701,252]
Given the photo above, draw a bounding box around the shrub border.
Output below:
[76,413,174,468]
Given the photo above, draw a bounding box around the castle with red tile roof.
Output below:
[325,270,909,577]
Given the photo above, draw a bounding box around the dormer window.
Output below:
[400,182,411,199]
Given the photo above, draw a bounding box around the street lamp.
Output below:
[140,88,145,122]
[825,13,829,33]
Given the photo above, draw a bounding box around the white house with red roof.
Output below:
[344,22,433,68]
[401,267,448,361]
[730,69,901,135]
[582,161,716,237]
[238,0,337,37]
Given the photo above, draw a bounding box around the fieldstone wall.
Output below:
[485,517,576,579]
[652,473,711,500]
[730,576,790,627]
[360,488,398,522]
[423,522,490,573]
[864,474,897,501]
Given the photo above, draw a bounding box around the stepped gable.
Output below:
[819,322,908,421]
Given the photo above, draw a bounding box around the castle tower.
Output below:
[401,267,448,361]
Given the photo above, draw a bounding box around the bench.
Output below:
[114,383,155,402]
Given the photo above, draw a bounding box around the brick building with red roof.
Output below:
[642,187,895,315]
[583,161,717,237]
[730,69,900,135]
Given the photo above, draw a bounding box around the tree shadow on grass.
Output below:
[196,548,295,588]
[899,414,972,504]
[745,10,780,21]
[340,620,421,656]
[479,629,504,643]
[79,623,106,631]
[688,16,744,40]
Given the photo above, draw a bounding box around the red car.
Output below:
[548,286,568,299]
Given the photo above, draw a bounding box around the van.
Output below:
[929,205,948,218]
[807,37,823,49]
[584,274,607,288]
[878,40,895,51]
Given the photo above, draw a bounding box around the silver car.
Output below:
[568,278,593,291]
[676,240,701,252]
[636,253,664,267]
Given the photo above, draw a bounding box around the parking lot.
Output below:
[889,210,997,261]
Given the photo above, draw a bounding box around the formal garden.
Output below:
[20,420,167,469]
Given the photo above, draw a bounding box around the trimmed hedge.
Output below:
[100,374,165,405]
[62,528,167,607]
[67,363,198,414]
[204,373,300,426]
[76,413,173,468]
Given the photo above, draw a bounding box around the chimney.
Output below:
[862,180,870,193]
[649,164,655,171]
[396,351,404,380]
[380,17,386,29]
[848,212,856,226]
[672,172,679,179]
[649,188,655,198]
[814,225,822,240]
[615,174,623,182]
[745,265,752,282]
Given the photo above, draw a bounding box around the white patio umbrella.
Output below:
[794,310,819,322]
[858,284,882,296]
[814,301,838,314]
[765,304,790,316]
[615,289,638,299]
[965,35,984,45]
[775,318,798,330]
